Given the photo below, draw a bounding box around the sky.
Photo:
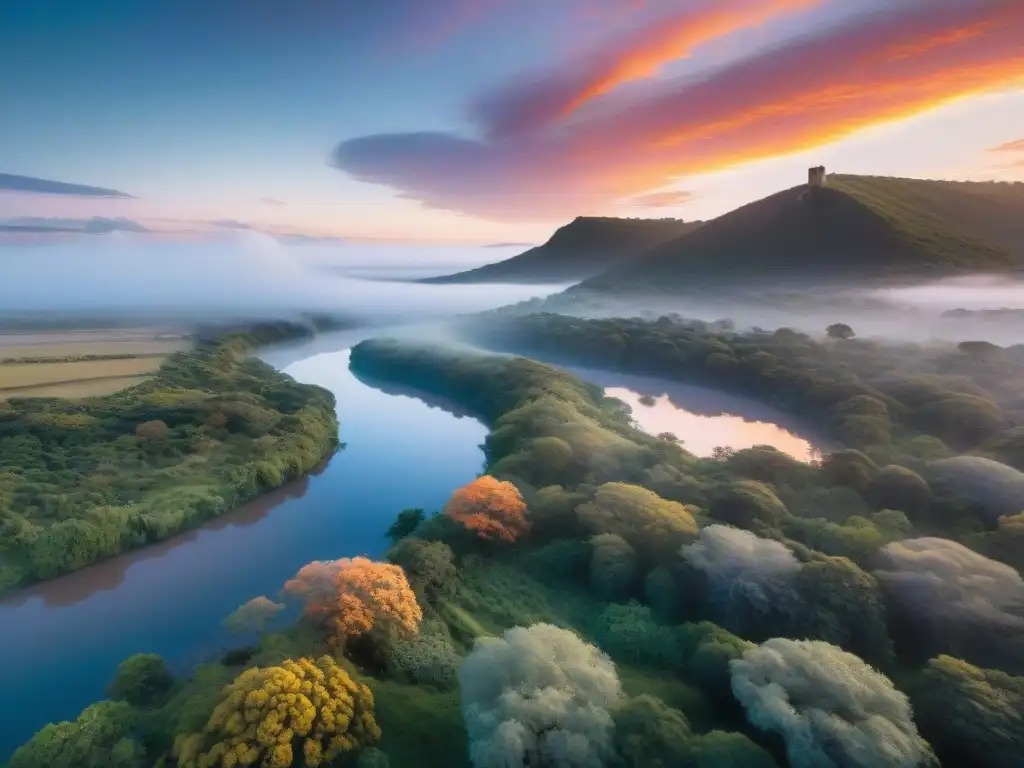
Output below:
[1,0,1023,244]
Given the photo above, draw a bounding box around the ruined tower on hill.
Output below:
[808,165,827,187]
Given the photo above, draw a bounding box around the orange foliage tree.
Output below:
[444,475,531,543]
[283,557,422,642]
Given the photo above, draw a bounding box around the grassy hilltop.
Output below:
[421,216,700,284]
[573,175,1024,295]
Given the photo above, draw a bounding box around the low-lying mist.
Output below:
[552,275,1024,346]
[0,232,566,325]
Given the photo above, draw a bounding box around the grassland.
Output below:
[0,329,190,399]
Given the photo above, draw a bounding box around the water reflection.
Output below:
[2,472,321,610]
[0,341,487,760]
[561,365,824,461]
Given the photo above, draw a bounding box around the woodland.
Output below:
[7,320,1022,768]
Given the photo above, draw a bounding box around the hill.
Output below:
[421,216,700,284]
[572,175,1024,295]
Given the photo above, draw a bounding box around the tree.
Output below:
[172,656,381,768]
[913,655,1023,768]
[731,638,935,768]
[444,475,531,544]
[957,340,1002,360]
[708,480,788,532]
[385,508,424,543]
[820,449,877,495]
[107,653,174,708]
[826,323,855,340]
[791,555,894,667]
[283,557,422,643]
[460,623,622,768]
[134,419,169,440]
[7,701,144,768]
[867,465,933,522]
[577,482,698,562]
[386,538,459,601]
[589,533,638,601]
[223,595,285,635]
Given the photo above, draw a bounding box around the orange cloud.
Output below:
[334,1,1024,221]
[558,0,823,119]
[990,138,1024,152]
[473,0,822,137]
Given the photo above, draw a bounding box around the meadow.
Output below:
[0,330,190,399]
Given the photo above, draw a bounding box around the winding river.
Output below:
[0,333,825,759]
[0,330,488,760]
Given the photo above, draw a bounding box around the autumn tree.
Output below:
[283,557,422,643]
[443,475,531,544]
[135,419,169,440]
[173,656,381,768]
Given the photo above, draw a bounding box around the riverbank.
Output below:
[0,338,488,759]
[0,321,340,592]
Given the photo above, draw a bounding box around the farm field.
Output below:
[0,328,190,398]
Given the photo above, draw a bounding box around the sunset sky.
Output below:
[2,0,1023,244]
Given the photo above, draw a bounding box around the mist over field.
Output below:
[0,233,564,323]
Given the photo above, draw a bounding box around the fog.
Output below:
[551,274,1024,345]
[0,232,566,325]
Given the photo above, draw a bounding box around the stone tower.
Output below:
[808,165,827,187]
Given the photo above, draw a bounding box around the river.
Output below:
[0,335,826,759]
[0,330,488,760]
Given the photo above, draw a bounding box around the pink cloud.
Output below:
[333,0,1024,221]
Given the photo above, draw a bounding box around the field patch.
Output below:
[0,329,190,399]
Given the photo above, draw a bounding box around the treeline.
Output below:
[461,312,1024,464]
[0,321,339,591]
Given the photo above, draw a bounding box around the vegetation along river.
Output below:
[0,330,488,759]
[0,333,826,759]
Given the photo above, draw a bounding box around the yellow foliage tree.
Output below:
[173,656,380,768]
[284,557,422,642]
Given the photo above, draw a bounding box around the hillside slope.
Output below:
[574,176,1024,294]
[422,216,700,284]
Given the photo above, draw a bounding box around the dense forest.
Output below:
[9,332,1020,768]
[0,321,339,591]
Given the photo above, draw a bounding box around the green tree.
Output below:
[107,653,174,708]
[826,323,855,340]
[914,655,1023,768]
[8,701,145,768]
[385,508,425,543]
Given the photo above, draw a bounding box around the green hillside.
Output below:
[422,216,700,284]
[574,176,1024,294]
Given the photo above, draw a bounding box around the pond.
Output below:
[0,331,488,760]
[560,365,825,461]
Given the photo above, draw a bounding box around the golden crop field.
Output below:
[0,329,190,399]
